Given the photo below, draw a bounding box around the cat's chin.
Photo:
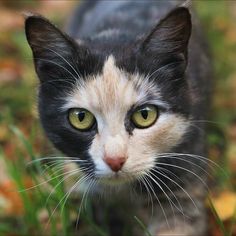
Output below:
[96,173,136,187]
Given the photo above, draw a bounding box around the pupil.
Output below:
[141,109,148,119]
[78,112,85,122]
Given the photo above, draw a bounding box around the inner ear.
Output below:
[141,7,192,55]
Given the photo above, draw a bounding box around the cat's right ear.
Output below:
[140,7,191,57]
[25,14,89,82]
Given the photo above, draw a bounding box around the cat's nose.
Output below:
[103,156,126,172]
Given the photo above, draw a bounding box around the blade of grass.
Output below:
[83,213,108,236]
[228,207,236,236]
[10,125,35,159]
[10,125,44,174]
[0,149,39,234]
[208,196,228,236]
[134,216,152,236]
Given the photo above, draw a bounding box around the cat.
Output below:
[25,0,212,235]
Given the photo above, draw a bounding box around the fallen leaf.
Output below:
[0,59,23,84]
[0,181,23,215]
[211,191,236,221]
[0,178,33,216]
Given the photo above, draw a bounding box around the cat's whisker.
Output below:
[39,160,74,175]
[39,160,89,175]
[144,172,185,218]
[62,174,94,220]
[76,175,95,228]
[28,160,90,180]
[40,80,76,92]
[142,174,170,229]
[154,162,209,192]
[190,119,226,126]
[145,171,177,225]
[188,123,205,134]
[45,162,89,174]
[27,157,88,166]
[154,168,189,225]
[147,61,182,80]
[137,174,154,218]
[155,155,213,179]
[27,157,74,165]
[157,166,186,186]
[46,173,89,229]
[32,45,81,79]
[151,167,199,212]
[40,162,68,175]
[156,152,228,177]
[41,78,76,88]
[149,171,187,220]
[45,168,83,206]
[128,177,139,202]
[34,57,78,81]
[18,166,89,193]
[83,178,97,212]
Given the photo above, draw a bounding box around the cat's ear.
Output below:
[140,7,191,56]
[25,14,88,82]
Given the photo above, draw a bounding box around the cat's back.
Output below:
[67,0,181,39]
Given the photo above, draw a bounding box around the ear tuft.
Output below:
[141,7,192,55]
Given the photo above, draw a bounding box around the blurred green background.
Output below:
[0,1,236,236]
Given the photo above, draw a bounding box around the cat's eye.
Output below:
[68,108,95,131]
[131,105,158,128]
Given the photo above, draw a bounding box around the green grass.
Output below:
[0,127,151,236]
[0,127,69,236]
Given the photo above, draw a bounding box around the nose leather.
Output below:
[104,156,126,172]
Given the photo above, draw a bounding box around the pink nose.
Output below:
[104,156,126,172]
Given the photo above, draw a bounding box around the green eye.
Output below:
[131,105,158,128]
[68,108,95,131]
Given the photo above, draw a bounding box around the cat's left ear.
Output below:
[25,14,89,82]
[140,7,191,57]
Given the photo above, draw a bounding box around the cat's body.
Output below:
[25,1,212,235]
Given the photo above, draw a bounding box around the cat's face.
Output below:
[25,8,192,186]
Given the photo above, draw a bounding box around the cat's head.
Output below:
[25,7,192,186]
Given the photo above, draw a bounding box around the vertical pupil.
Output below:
[141,109,148,119]
[78,111,85,122]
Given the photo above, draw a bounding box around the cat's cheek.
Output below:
[146,114,190,152]
[124,114,190,174]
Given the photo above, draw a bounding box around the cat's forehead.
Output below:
[63,55,163,115]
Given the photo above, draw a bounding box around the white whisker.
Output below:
[142,175,170,229]
[35,45,81,79]
[156,155,212,178]
[157,152,228,177]
[154,162,209,192]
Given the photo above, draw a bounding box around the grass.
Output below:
[0,127,68,236]
[0,127,152,236]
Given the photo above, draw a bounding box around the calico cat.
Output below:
[25,0,212,235]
